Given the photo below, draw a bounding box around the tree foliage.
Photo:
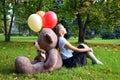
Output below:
[59,0,120,42]
[0,0,120,41]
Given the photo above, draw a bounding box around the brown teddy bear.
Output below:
[15,28,62,74]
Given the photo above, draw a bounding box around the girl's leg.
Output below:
[80,43,103,65]
[72,45,88,66]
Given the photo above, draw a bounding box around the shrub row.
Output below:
[101,26,120,39]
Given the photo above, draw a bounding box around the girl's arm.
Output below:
[64,41,92,53]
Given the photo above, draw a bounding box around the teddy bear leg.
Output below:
[15,56,34,74]
[31,53,45,64]
[54,52,63,69]
[31,56,39,64]
[32,62,49,73]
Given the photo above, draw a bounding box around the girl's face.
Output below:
[59,25,67,35]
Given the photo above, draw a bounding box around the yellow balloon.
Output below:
[28,14,43,32]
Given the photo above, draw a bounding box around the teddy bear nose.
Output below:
[33,42,35,45]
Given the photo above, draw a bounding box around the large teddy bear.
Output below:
[15,28,62,74]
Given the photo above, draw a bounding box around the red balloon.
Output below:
[43,11,58,29]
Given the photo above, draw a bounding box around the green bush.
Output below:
[85,29,95,39]
[101,31,116,39]
[113,26,120,39]
[101,26,120,39]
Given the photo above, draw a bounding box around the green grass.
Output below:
[68,37,120,44]
[0,34,120,44]
[0,34,37,42]
[0,34,120,80]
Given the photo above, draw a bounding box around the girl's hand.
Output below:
[89,48,93,52]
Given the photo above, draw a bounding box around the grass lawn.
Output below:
[0,34,120,80]
[68,37,120,44]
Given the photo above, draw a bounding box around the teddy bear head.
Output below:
[34,28,58,61]
[38,28,57,51]
[35,28,57,52]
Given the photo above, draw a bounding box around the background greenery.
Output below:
[0,0,120,41]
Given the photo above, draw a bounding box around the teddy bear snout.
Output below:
[33,42,35,45]
[34,41,46,54]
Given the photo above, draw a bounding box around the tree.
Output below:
[56,0,120,42]
[1,0,43,41]
[100,0,120,31]
[88,0,120,34]
[1,0,18,41]
[60,0,95,42]
[1,0,119,42]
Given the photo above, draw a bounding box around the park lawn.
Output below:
[68,37,120,44]
[0,34,120,44]
[0,34,120,80]
[0,34,37,42]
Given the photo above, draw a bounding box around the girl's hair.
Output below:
[53,23,63,49]
[53,23,63,36]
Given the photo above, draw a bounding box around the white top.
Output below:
[58,37,73,59]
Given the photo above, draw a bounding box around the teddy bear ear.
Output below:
[45,34,53,43]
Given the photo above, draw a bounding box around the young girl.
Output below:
[53,23,103,68]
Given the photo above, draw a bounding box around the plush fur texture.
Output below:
[15,28,62,74]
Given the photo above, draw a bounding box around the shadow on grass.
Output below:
[0,67,18,75]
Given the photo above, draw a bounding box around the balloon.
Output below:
[36,11,45,19]
[28,14,43,32]
[43,11,58,29]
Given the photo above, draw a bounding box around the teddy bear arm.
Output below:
[32,62,49,73]
[44,49,58,70]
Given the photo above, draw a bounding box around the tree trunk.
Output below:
[37,0,43,11]
[77,13,84,43]
[7,10,15,41]
[2,0,17,42]
[2,0,9,41]
[5,34,10,41]
[77,13,90,43]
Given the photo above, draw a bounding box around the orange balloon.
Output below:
[36,11,45,19]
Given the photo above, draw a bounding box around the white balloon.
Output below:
[28,14,43,32]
